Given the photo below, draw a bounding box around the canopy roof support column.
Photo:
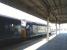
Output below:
[56,23,57,35]
[56,18,57,35]
[47,17,49,41]
[59,24,60,34]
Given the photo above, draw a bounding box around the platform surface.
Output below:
[2,33,67,50]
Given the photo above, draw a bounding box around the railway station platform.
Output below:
[0,0,67,50]
[2,33,67,50]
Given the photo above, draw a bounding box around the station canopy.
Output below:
[0,0,67,24]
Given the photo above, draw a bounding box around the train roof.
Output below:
[26,21,47,26]
[0,15,21,25]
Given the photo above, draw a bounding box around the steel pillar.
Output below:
[59,24,60,34]
[47,17,49,41]
[56,23,57,35]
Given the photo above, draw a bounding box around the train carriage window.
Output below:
[26,25,30,29]
[32,25,47,36]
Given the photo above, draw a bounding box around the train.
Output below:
[0,15,52,45]
[0,15,21,42]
